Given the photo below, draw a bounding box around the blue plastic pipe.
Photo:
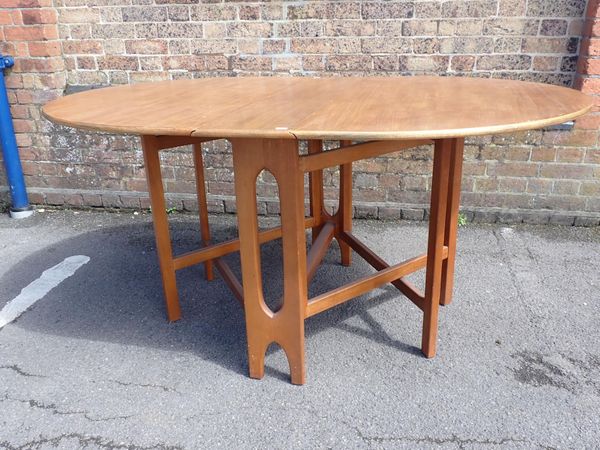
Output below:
[0,54,33,218]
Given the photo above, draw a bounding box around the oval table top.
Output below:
[42,76,592,141]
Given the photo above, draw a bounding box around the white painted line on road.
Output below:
[0,255,90,329]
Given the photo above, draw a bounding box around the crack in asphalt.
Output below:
[0,365,47,378]
[358,433,532,448]
[2,393,132,423]
[109,379,182,395]
[0,433,182,450]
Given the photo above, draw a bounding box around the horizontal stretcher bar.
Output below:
[306,252,434,318]
[299,139,433,172]
[337,231,448,311]
[214,258,244,306]
[173,217,317,270]
[306,221,336,281]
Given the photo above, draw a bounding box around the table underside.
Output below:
[141,136,464,385]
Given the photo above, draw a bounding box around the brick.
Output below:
[230,55,271,71]
[542,130,598,147]
[76,56,97,70]
[326,54,372,71]
[580,181,600,195]
[483,19,538,36]
[522,37,578,54]
[526,179,552,194]
[239,5,260,20]
[132,23,202,39]
[4,24,57,41]
[59,8,100,24]
[450,55,476,71]
[227,22,272,38]
[91,23,135,39]
[167,5,189,22]
[574,216,600,227]
[378,206,402,220]
[549,214,576,226]
[28,41,61,56]
[326,20,376,37]
[442,0,497,18]
[192,40,236,55]
[540,19,568,36]
[536,195,586,211]
[556,148,585,163]
[190,5,236,21]
[362,2,414,19]
[263,39,286,54]
[125,39,168,54]
[399,20,437,36]
[163,55,204,71]
[415,2,442,18]
[539,164,594,179]
[62,40,103,54]
[553,180,580,195]
[273,56,302,72]
[122,7,167,22]
[532,56,559,71]
[487,162,538,177]
[361,37,412,53]
[261,4,284,21]
[497,211,524,224]
[15,57,64,73]
[21,9,57,25]
[584,148,600,164]
[98,55,139,70]
[456,19,483,36]
[440,37,494,54]
[402,208,425,221]
[477,55,531,71]
[287,2,361,20]
[498,0,527,16]
[522,212,549,225]
[373,55,399,71]
[400,55,449,72]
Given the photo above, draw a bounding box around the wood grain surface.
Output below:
[42,76,592,140]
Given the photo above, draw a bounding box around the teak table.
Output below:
[43,77,592,384]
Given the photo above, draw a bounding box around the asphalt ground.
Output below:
[0,209,599,449]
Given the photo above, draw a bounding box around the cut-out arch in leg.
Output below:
[231,138,307,385]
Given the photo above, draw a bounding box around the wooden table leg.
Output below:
[308,140,325,242]
[338,140,353,267]
[193,142,214,281]
[422,139,452,357]
[141,135,181,322]
[231,138,308,385]
[440,138,465,306]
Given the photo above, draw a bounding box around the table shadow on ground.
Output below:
[0,218,422,381]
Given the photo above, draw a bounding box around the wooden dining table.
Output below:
[43,76,592,384]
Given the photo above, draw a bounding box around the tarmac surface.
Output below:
[0,209,598,449]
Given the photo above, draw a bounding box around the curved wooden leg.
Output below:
[422,139,452,357]
[193,143,214,281]
[142,136,181,322]
[232,138,307,384]
[440,138,464,306]
[338,140,353,266]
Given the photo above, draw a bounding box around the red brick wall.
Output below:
[0,0,599,225]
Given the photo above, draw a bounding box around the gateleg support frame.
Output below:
[141,134,465,383]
